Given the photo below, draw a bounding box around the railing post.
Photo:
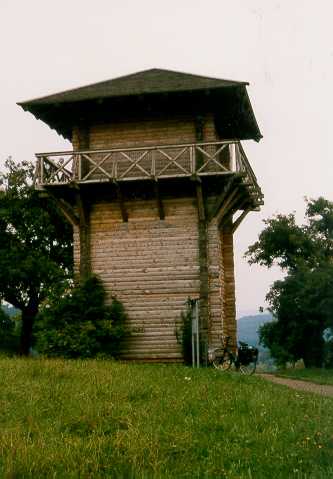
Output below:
[229,143,236,172]
[151,150,156,177]
[40,157,44,184]
[114,158,118,181]
[190,145,195,174]
[78,154,82,181]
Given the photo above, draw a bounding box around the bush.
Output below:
[35,276,127,358]
[176,298,194,365]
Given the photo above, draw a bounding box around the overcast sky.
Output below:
[1,0,332,316]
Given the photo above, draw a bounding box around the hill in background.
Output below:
[237,313,274,367]
[1,305,19,318]
[237,313,273,349]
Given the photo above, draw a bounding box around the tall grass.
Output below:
[0,359,332,478]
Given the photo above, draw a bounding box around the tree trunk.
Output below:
[303,332,324,368]
[19,305,38,356]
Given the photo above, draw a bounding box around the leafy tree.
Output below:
[0,157,72,355]
[36,276,127,358]
[246,197,333,367]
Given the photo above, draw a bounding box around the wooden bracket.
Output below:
[215,187,239,225]
[114,182,128,222]
[153,180,165,220]
[57,198,80,227]
[207,176,238,221]
[231,208,251,233]
[218,192,247,229]
[45,189,79,227]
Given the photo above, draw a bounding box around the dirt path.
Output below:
[259,373,333,398]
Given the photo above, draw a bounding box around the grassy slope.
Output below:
[0,360,332,478]
[278,368,333,386]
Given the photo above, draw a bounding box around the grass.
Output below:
[0,359,332,478]
[277,368,333,386]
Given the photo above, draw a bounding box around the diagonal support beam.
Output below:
[44,189,79,227]
[218,192,247,229]
[215,187,240,225]
[207,176,239,221]
[57,198,80,227]
[231,208,251,233]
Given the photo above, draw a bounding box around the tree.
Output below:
[246,197,333,367]
[0,157,72,355]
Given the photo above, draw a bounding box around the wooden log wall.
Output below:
[89,197,200,361]
[72,113,216,150]
[70,113,238,360]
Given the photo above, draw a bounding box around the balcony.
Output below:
[34,140,263,207]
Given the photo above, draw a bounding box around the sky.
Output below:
[0,0,332,317]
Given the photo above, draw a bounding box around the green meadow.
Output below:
[0,359,332,478]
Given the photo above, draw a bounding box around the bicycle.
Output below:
[209,336,258,375]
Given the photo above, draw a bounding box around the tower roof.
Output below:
[18,68,262,141]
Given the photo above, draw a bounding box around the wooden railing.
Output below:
[35,140,263,205]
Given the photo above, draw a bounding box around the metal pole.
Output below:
[196,300,200,368]
[191,306,195,368]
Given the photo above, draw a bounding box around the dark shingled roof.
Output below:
[18,68,262,141]
[19,68,248,106]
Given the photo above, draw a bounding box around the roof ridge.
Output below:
[18,68,248,106]
[18,68,155,105]
[146,67,248,85]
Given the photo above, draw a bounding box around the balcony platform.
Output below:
[35,140,263,210]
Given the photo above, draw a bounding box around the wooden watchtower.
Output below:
[19,69,263,362]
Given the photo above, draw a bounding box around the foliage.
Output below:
[247,197,333,368]
[323,334,333,369]
[0,359,333,478]
[259,321,294,367]
[0,157,72,354]
[36,276,127,358]
[0,306,20,354]
[176,298,195,364]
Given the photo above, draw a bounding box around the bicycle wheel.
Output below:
[212,349,233,370]
[239,358,257,375]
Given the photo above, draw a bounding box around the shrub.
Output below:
[176,298,194,365]
[35,276,127,358]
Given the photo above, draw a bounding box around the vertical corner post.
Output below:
[75,190,91,282]
[195,115,209,365]
[220,218,237,350]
